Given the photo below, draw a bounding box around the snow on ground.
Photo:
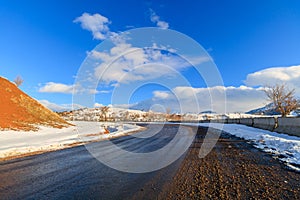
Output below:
[0,121,143,160]
[2,119,300,172]
[199,123,300,171]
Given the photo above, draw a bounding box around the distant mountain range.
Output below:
[246,103,279,115]
[246,103,300,116]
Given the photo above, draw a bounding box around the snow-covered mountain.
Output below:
[290,109,300,117]
[247,103,300,116]
[246,103,280,115]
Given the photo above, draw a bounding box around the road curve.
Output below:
[0,124,194,199]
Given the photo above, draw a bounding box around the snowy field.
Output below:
[0,121,143,160]
[198,123,300,172]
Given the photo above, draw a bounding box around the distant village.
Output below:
[57,107,259,122]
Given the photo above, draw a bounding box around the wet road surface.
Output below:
[0,124,194,199]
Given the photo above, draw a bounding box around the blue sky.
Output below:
[1,0,300,113]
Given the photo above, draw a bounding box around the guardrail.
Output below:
[209,117,300,137]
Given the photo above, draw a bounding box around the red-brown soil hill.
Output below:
[0,77,72,131]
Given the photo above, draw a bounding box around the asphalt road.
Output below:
[1,124,300,199]
[0,124,195,199]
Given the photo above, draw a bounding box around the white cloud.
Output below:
[39,82,104,95]
[184,55,211,66]
[39,100,84,112]
[153,91,170,99]
[149,9,169,29]
[74,13,112,40]
[244,65,300,96]
[88,89,97,94]
[39,82,75,94]
[94,103,104,108]
[142,65,300,113]
[98,90,111,94]
[147,86,266,113]
[114,103,137,109]
[75,12,210,87]
[92,45,209,85]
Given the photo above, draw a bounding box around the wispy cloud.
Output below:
[73,12,113,40]
[149,9,169,29]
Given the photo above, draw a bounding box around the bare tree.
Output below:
[142,113,149,121]
[100,106,110,121]
[132,113,140,121]
[165,107,171,121]
[264,84,299,117]
[110,112,116,121]
[14,75,24,87]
